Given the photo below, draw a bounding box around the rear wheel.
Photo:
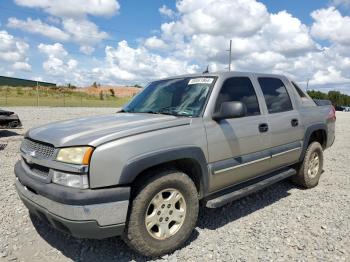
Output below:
[123,169,199,257]
[292,141,323,188]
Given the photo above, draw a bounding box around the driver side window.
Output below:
[215,77,260,116]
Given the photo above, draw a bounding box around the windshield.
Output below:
[122,77,215,117]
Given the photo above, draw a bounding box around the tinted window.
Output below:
[215,77,260,116]
[258,77,293,113]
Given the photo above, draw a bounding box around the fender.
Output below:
[119,146,209,198]
[299,123,327,162]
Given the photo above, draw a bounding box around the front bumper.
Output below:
[15,161,130,239]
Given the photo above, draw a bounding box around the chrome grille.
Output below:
[21,138,55,159]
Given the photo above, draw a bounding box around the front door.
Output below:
[205,76,271,193]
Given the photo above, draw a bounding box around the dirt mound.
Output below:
[76,86,141,97]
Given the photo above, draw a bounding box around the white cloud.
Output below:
[67,59,78,69]
[235,51,286,71]
[151,0,318,67]
[311,66,349,85]
[262,11,317,56]
[37,42,96,85]
[159,5,175,18]
[38,43,68,57]
[7,0,350,93]
[12,0,115,54]
[13,61,31,71]
[168,0,269,38]
[33,76,43,81]
[94,40,198,83]
[14,0,120,18]
[7,16,108,54]
[42,57,79,77]
[42,56,64,76]
[4,71,15,77]
[38,43,74,76]
[132,0,348,92]
[0,30,31,71]
[62,18,108,50]
[144,36,167,50]
[73,1,350,92]
[7,17,70,41]
[311,7,350,45]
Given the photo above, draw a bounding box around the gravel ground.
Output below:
[0,107,349,262]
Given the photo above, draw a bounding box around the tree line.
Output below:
[307,90,350,106]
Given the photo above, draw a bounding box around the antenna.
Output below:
[203,65,209,74]
[227,40,232,72]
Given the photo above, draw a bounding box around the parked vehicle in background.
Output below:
[14,72,335,257]
[0,109,22,128]
[335,105,345,111]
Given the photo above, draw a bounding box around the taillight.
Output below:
[327,106,336,121]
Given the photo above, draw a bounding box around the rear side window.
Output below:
[258,77,293,113]
[215,77,260,116]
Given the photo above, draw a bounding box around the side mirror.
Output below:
[213,101,247,121]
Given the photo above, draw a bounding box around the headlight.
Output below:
[56,147,93,165]
[52,171,89,189]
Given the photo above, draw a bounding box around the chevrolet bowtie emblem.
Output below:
[29,151,36,157]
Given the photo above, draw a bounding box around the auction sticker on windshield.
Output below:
[188,78,214,85]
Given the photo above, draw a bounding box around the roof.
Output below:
[158,71,287,81]
[0,75,56,87]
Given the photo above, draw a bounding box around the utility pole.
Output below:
[227,40,232,72]
[36,81,39,106]
[5,88,8,105]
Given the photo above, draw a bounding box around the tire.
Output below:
[8,121,19,128]
[123,169,199,257]
[292,141,324,188]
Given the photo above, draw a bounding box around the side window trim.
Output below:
[248,75,265,115]
[281,77,297,110]
[251,74,269,115]
[291,81,307,98]
[214,76,261,117]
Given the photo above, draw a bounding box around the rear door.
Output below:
[255,76,304,170]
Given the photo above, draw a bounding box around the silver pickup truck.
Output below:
[14,72,335,256]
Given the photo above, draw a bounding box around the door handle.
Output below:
[259,123,269,133]
[291,119,299,127]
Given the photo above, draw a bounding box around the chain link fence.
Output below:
[0,86,132,108]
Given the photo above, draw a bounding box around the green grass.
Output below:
[0,87,132,107]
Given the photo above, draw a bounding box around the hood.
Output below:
[26,113,191,147]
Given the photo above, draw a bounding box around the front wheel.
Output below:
[292,141,324,188]
[123,170,199,257]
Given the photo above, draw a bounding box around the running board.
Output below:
[205,168,296,208]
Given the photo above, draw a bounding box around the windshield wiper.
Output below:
[119,109,164,114]
[157,108,191,117]
[157,106,181,115]
[144,110,162,114]
[119,107,190,117]
[142,110,179,116]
